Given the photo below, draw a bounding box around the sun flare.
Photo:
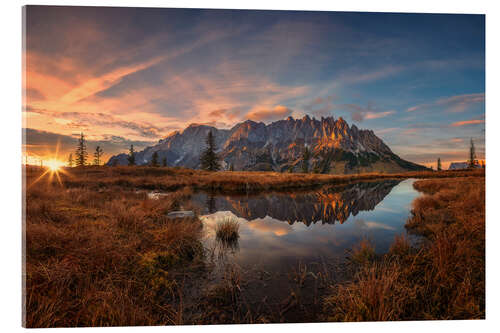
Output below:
[46,159,64,172]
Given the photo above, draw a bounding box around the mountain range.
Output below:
[107,116,427,174]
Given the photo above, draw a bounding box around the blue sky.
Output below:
[24,6,485,167]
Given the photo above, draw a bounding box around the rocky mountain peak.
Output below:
[107,115,427,174]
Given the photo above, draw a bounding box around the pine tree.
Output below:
[468,138,477,168]
[162,157,167,167]
[151,151,159,167]
[75,132,88,167]
[301,146,311,173]
[128,144,135,166]
[200,131,221,171]
[437,157,442,171]
[67,153,73,167]
[229,163,234,171]
[93,146,103,166]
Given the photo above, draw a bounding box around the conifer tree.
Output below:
[301,146,311,173]
[437,157,442,171]
[75,132,88,167]
[67,153,73,167]
[93,146,103,166]
[468,138,477,168]
[128,144,136,166]
[229,163,234,171]
[151,151,159,167]
[162,157,167,167]
[200,131,221,171]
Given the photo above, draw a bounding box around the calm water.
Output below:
[189,179,420,272]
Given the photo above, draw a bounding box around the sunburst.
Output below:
[28,141,71,187]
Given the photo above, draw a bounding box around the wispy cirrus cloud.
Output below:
[450,119,485,127]
[407,93,484,113]
[365,110,396,119]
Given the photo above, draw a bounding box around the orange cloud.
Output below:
[246,105,293,122]
[364,110,395,119]
[450,119,485,127]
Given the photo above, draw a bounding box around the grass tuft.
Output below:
[215,217,240,244]
[348,238,376,265]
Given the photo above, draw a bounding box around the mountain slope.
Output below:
[107,116,427,174]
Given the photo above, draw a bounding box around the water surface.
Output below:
[189,179,420,272]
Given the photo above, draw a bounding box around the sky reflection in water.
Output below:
[196,179,420,270]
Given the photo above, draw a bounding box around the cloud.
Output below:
[407,93,485,113]
[342,66,405,85]
[402,128,421,135]
[437,93,485,113]
[24,107,173,139]
[335,103,394,122]
[374,127,399,135]
[364,110,396,120]
[246,105,293,122]
[23,128,155,162]
[450,119,485,127]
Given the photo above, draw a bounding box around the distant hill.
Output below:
[107,116,428,174]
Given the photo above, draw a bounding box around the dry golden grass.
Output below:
[23,166,485,326]
[24,175,204,327]
[323,177,485,321]
[27,165,484,194]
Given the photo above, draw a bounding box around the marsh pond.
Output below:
[192,178,419,266]
[169,178,422,320]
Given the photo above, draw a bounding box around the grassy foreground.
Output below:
[38,165,483,193]
[323,176,485,321]
[24,177,204,326]
[23,166,485,326]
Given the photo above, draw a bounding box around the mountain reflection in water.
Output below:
[193,180,401,226]
[192,179,420,271]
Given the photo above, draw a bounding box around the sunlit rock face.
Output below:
[107,116,427,173]
[190,180,402,226]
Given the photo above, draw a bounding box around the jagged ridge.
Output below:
[107,116,427,174]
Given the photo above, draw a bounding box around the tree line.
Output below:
[434,138,485,171]
[68,133,170,168]
[67,133,104,167]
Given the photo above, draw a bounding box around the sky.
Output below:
[23,6,485,168]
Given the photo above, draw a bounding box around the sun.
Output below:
[46,159,65,172]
